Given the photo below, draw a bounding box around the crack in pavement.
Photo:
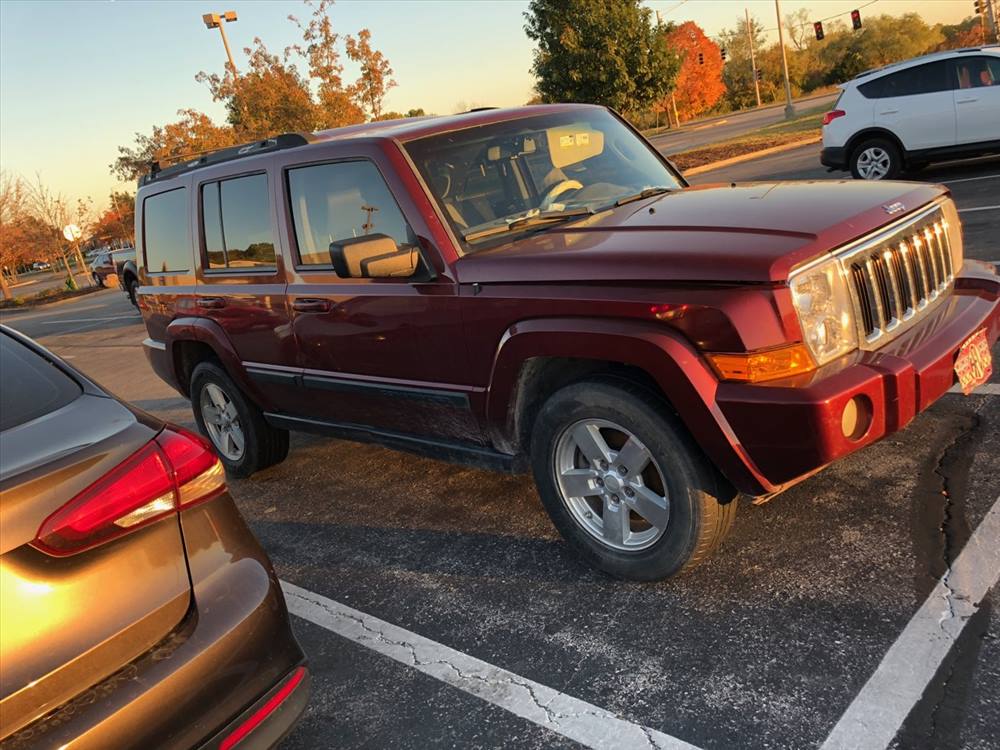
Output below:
[282,583,700,750]
[313,597,564,725]
[927,412,981,743]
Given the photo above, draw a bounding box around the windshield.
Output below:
[404,108,683,252]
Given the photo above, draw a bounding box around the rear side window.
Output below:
[953,56,1000,89]
[0,334,81,431]
[286,161,417,266]
[861,61,951,99]
[200,174,276,270]
[143,188,192,273]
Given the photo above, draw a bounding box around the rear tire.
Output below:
[190,361,290,478]
[125,277,139,308]
[93,273,105,288]
[850,138,901,180]
[530,379,737,581]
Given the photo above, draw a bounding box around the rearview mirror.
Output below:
[329,234,418,279]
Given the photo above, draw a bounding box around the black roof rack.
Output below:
[466,106,498,112]
[139,133,311,187]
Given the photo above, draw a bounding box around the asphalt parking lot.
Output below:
[2,153,998,750]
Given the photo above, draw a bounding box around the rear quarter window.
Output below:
[143,187,192,273]
[0,333,81,431]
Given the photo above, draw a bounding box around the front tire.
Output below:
[530,379,737,581]
[850,138,901,180]
[190,361,289,478]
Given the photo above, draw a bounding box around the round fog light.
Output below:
[841,395,872,441]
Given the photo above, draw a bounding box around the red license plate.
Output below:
[954,328,993,395]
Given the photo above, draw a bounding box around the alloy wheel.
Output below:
[200,383,245,461]
[553,418,670,552]
[856,147,891,180]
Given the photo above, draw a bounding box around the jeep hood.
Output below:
[454,181,947,285]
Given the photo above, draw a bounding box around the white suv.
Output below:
[821,46,1000,180]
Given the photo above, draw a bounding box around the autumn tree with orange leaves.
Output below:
[112,1,398,182]
[662,22,726,122]
[345,29,396,121]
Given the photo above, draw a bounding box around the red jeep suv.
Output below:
[136,104,998,580]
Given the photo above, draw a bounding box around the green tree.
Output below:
[717,14,768,110]
[819,14,944,84]
[524,0,679,116]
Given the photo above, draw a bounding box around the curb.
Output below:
[681,136,822,177]
[643,90,838,139]
[0,286,112,314]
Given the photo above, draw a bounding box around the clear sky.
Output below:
[0,0,971,212]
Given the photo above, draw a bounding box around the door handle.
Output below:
[956,98,978,104]
[196,297,226,309]
[879,109,899,114]
[292,298,332,313]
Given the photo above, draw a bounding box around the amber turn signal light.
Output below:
[706,343,816,383]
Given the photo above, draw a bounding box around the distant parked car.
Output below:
[821,46,1000,179]
[0,326,309,748]
[30,261,51,271]
[90,248,134,287]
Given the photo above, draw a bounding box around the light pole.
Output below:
[202,11,239,77]
[774,0,795,119]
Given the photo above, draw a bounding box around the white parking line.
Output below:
[957,204,1000,214]
[280,581,701,750]
[821,493,1000,750]
[941,173,1000,185]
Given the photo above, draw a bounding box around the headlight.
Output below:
[789,256,858,366]
[940,199,963,275]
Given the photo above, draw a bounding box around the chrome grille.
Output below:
[840,204,955,346]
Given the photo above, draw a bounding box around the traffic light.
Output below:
[721,47,727,62]
[814,21,824,40]
[851,9,862,30]
[755,68,763,81]
[698,52,705,65]
[974,0,984,13]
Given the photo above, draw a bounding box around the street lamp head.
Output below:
[222,10,237,22]
[202,12,221,29]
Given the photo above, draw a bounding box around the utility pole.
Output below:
[745,7,761,107]
[774,0,795,119]
[670,92,680,127]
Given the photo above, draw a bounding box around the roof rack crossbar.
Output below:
[139,133,311,187]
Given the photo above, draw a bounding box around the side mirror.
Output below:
[329,234,418,279]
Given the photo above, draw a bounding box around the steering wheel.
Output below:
[539,179,583,211]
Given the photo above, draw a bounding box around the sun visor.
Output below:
[546,126,604,168]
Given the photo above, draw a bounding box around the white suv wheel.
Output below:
[856,147,891,180]
[850,138,900,181]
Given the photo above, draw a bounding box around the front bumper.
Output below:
[1,495,308,750]
[820,146,849,171]
[716,260,999,491]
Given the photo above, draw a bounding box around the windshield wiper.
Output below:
[614,186,674,207]
[463,207,594,242]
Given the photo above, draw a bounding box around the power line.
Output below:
[759,0,880,33]
[659,0,690,19]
